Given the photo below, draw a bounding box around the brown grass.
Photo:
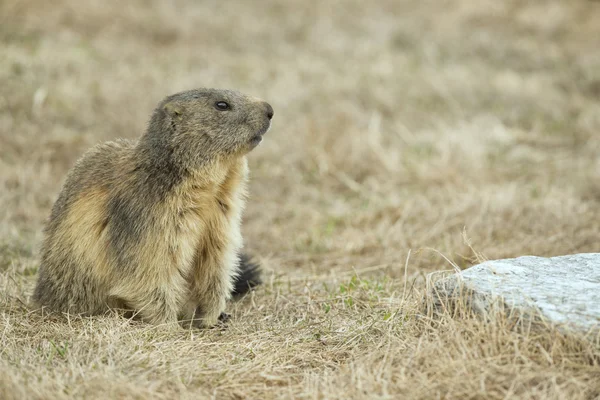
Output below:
[1,0,600,398]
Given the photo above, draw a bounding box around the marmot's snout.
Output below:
[250,101,274,147]
[265,103,274,120]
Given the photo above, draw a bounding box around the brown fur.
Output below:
[33,88,273,328]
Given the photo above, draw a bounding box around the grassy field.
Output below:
[1,0,600,398]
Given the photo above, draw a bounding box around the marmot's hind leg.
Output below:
[116,288,181,326]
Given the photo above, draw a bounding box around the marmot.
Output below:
[33,88,273,328]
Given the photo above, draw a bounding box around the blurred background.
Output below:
[1,0,599,278]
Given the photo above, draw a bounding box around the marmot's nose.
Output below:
[264,103,274,120]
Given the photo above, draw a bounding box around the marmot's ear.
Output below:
[163,102,183,117]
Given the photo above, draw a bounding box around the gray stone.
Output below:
[430,253,600,332]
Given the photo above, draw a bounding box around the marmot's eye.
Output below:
[215,101,229,111]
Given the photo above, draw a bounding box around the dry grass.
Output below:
[1,0,600,398]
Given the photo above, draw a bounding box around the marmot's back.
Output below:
[34,139,136,314]
[44,139,136,231]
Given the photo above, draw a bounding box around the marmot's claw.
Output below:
[218,312,231,323]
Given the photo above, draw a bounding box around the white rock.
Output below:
[431,253,600,332]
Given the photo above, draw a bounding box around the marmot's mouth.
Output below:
[249,135,263,148]
[248,122,270,148]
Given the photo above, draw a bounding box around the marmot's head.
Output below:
[144,88,273,166]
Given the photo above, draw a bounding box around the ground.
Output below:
[1,0,599,398]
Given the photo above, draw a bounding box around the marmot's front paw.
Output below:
[190,305,229,329]
[189,313,229,329]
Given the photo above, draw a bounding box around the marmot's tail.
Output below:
[232,253,262,296]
